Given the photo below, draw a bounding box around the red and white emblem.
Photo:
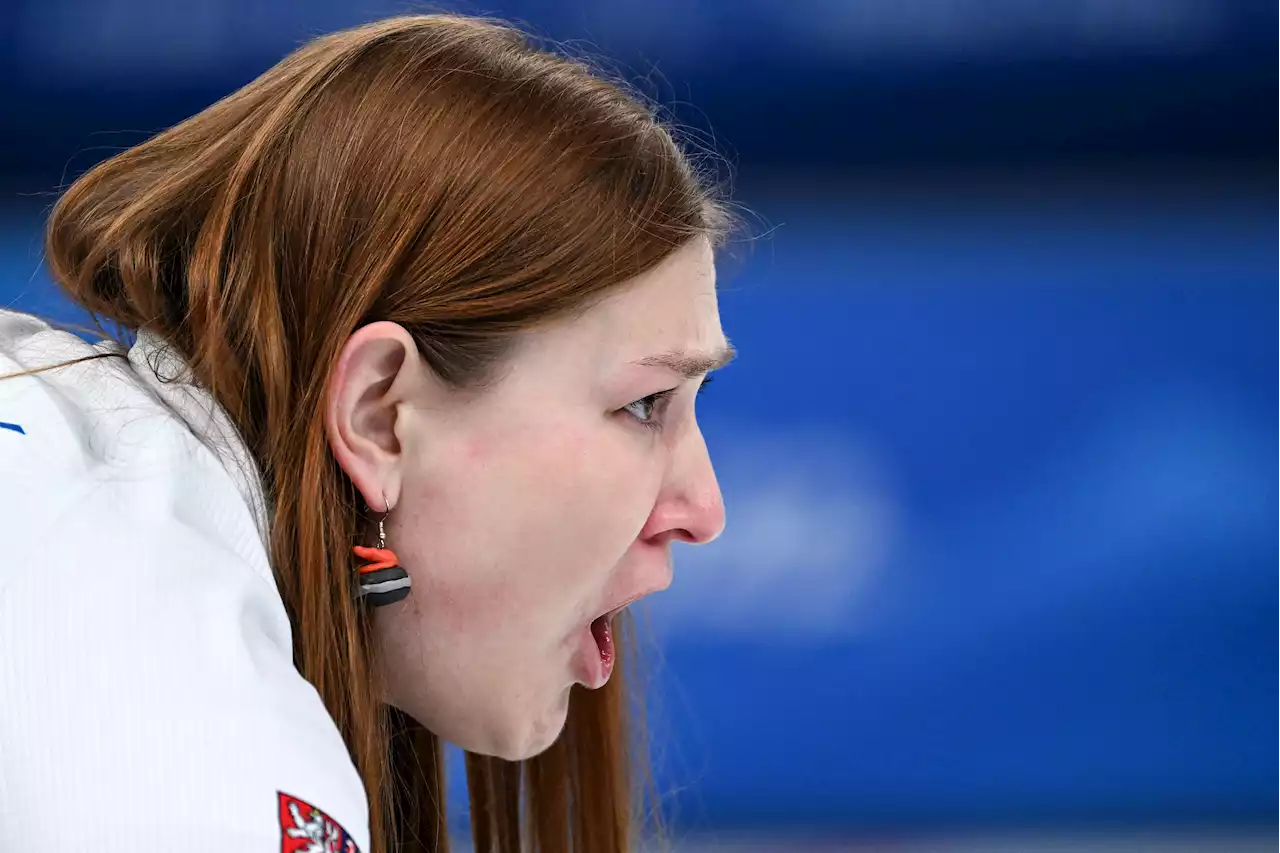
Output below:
[278,792,361,853]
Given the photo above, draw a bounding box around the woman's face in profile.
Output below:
[332,238,729,760]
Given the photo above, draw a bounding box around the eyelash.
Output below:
[624,376,715,432]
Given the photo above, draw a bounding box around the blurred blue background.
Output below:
[1,1,1274,850]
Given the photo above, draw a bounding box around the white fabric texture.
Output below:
[0,310,369,851]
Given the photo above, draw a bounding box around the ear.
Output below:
[325,321,432,511]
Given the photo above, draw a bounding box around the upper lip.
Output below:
[598,597,639,622]
[594,576,672,623]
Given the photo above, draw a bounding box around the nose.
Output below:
[639,422,725,545]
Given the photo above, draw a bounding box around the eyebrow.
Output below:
[632,342,737,380]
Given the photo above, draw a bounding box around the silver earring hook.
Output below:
[377,494,391,550]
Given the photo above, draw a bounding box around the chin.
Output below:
[478,686,573,762]
[389,684,573,762]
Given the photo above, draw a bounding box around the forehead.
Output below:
[495,238,724,390]
[587,238,722,353]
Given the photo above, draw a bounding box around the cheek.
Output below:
[390,420,656,638]
[503,422,653,573]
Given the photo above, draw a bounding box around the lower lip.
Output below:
[576,615,615,689]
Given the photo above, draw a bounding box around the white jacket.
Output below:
[0,310,370,852]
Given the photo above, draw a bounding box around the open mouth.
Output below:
[589,611,615,672]
[580,594,648,688]
[582,601,634,688]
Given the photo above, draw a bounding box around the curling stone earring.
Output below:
[353,496,411,607]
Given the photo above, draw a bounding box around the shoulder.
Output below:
[0,311,268,586]
[0,310,192,509]
[0,312,369,850]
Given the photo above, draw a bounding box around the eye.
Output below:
[623,389,675,430]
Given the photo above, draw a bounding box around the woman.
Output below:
[0,14,733,853]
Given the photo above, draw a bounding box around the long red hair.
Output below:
[41,14,730,853]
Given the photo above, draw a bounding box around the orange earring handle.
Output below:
[353,545,400,575]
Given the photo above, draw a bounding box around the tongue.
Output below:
[590,616,613,663]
